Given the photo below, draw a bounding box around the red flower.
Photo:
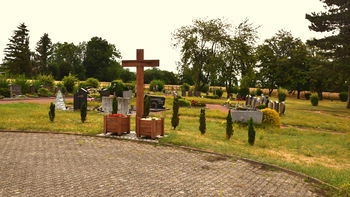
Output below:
[109,114,127,118]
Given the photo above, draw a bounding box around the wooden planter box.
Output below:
[104,115,130,135]
[136,117,164,139]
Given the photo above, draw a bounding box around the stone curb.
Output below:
[0,129,339,192]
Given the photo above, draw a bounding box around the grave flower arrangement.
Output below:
[191,100,206,107]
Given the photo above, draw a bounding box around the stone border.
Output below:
[0,129,339,192]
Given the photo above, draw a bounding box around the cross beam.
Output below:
[121,49,160,120]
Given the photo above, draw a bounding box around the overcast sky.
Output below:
[0,0,325,73]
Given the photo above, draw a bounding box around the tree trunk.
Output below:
[317,91,323,100]
[268,89,273,97]
[297,90,301,99]
[347,84,350,109]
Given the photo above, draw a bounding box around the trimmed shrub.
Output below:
[339,92,348,102]
[226,110,233,139]
[150,80,165,92]
[311,94,319,106]
[304,92,311,100]
[228,86,239,94]
[48,102,55,122]
[214,89,224,98]
[257,104,266,110]
[112,96,118,114]
[37,74,55,89]
[203,95,219,99]
[238,87,250,98]
[143,95,151,117]
[256,88,263,96]
[80,102,87,123]
[38,88,50,97]
[248,118,255,145]
[261,108,281,127]
[200,84,209,93]
[178,98,191,107]
[62,74,78,93]
[171,96,180,129]
[124,82,135,92]
[199,108,206,135]
[14,75,30,94]
[110,80,125,97]
[0,77,9,89]
[180,83,190,91]
[0,88,11,97]
[278,87,287,102]
[56,82,67,94]
[85,78,100,88]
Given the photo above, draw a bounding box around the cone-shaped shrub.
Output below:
[226,110,233,139]
[171,96,180,129]
[80,102,87,123]
[199,108,206,135]
[49,102,55,122]
[278,87,287,102]
[248,118,255,145]
[112,96,118,114]
[143,95,150,117]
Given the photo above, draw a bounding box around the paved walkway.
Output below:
[0,132,325,197]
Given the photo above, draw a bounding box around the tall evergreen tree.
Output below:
[2,23,32,76]
[306,1,350,108]
[35,33,52,75]
[171,96,180,129]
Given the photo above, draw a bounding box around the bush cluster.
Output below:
[180,83,190,91]
[228,86,239,94]
[261,108,281,127]
[0,88,11,97]
[62,74,78,93]
[110,80,125,97]
[339,92,348,102]
[38,88,50,97]
[203,95,219,99]
[150,80,165,92]
[256,88,263,96]
[178,97,191,107]
[37,74,55,89]
[238,87,249,98]
[214,89,223,97]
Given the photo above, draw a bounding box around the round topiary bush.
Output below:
[85,78,100,88]
[200,84,209,93]
[310,94,319,106]
[260,108,281,127]
[339,92,348,102]
[110,80,125,97]
[238,87,250,98]
[214,89,223,98]
[150,80,165,92]
[38,88,50,97]
[228,86,239,94]
[37,74,55,89]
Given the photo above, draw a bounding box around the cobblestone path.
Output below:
[0,132,325,197]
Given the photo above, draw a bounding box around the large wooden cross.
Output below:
[122,49,159,119]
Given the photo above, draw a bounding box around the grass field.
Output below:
[0,96,349,193]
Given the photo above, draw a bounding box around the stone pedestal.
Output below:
[231,110,263,124]
[55,90,66,110]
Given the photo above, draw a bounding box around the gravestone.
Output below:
[73,88,87,110]
[275,101,280,112]
[55,90,66,110]
[101,96,130,115]
[188,90,193,97]
[279,102,286,115]
[265,96,269,106]
[252,97,257,108]
[150,96,166,110]
[231,110,263,124]
[257,97,261,106]
[261,96,266,106]
[9,84,22,96]
[246,95,251,106]
[271,101,276,110]
[123,90,133,99]
[182,90,186,97]
[101,96,113,113]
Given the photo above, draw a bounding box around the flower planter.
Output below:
[136,117,164,139]
[104,114,130,135]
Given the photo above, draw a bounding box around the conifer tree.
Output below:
[171,96,180,129]
[143,95,151,117]
[48,102,55,122]
[2,23,32,76]
[226,110,233,139]
[248,118,255,145]
[80,102,87,123]
[112,96,118,114]
[306,1,350,108]
[35,33,52,74]
[199,108,206,135]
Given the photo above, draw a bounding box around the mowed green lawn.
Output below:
[0,97,349,190]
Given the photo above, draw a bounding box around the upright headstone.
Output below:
[123,90,133,99]
[102,96,113,113]
[252,97,257,108]
[279,102,286,115]
[9,84,22,96]
[246,95,251,106]
[182,90,187,97]
[257,97,261,106]
[271,101,276,110]
[73,88,87,110]
[188,90,193,97]
[55,90,66,110]
[118,97,130,115]
[275,101,280,112]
